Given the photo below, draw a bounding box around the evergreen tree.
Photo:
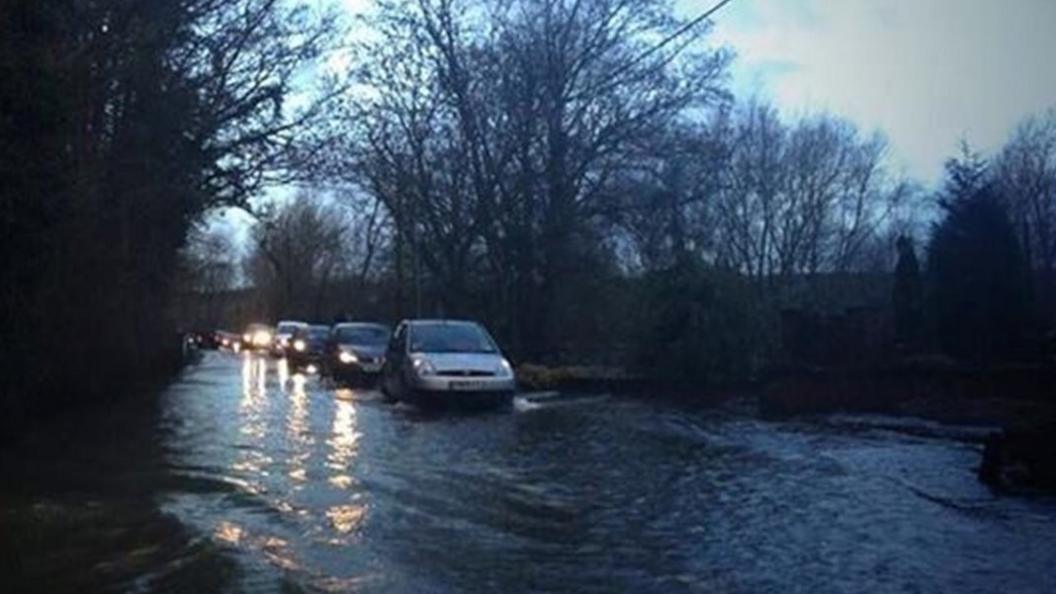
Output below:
[927,177,1028,361]
[893,235,922,348]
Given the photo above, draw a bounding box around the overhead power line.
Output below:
[632,0,737,68]
[598,0,739,91]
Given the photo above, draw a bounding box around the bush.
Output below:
[634,260,772,386]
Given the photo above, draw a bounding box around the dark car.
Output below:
[215,330,242,352]
[327,323,391,386]
[272,320,308,357]
[192,330,220,350]
[287,324,330,372]
[241,323,274,352]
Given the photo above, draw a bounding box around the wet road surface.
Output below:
[2,351,1055,593]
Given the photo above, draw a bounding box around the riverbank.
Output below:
[0,336,195,448]
[518,361,1056,428]
[757,362,1056,428]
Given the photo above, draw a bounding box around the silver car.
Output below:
[381,320,516,408]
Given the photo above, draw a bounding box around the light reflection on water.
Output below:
[286,374,312,487]
[327,397,360,491]
[20,351,1048,593]
[162,354,1056,593]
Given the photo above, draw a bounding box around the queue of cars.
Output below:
[204,318,517,409]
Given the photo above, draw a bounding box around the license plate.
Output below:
[449,380,485,390]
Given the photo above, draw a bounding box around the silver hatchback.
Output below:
[381,320,516,408]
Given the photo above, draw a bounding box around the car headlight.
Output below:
[495,358,514,378]
[243,333,251,343]
[338,350,358,364]
[252,331,271,345]
[293,339,306,351]
[412,357,436,377]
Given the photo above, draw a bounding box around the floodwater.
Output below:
[2,352,1055,593]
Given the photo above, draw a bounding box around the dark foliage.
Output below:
[927,181,1029,361]
[893,235,923,347]
[0,0,334,438]
[635,259,769,386]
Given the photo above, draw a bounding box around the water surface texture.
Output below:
[2,352,1054,593]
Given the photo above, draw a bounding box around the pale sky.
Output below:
[336,0,1056,186]
[698,0,1056,185]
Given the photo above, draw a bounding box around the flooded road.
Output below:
[2,351,1055,593]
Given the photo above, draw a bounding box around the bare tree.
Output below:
[996,109,1056,275]
[713,102,911,286]
[249,196,351,319]
[329,0,730,355]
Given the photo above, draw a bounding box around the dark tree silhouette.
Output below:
[927,179,1028,361]
[893,235,922,348]
[0,0,336,437]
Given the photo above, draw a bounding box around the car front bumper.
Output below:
[410,375,516,393]
[332,360,383,376]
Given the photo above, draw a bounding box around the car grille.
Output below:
[436,370,495,377]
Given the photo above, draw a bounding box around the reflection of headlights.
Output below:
[338,351,358,364]
[293,339,306,351]
[495,358,514,378]
[412,357,436,377]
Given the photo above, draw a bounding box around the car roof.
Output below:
[403,319,478,326]
[334,322,389,329]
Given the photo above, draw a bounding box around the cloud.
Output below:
[697,0,1056,185]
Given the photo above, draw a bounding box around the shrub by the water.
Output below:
[635,259,770,387]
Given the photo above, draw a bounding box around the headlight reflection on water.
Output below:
[234,354,367,548]
[277,358,290,386]
[286,373,312,487]
[234,354,270,497]
[241,354,268,405]
[326,398,366,539]
[212,520,300,572]
[327,398,361,491]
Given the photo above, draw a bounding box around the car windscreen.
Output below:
[409,323,497,354]
[309,327,330,339]
[277,322,302,334]
[334,326,389,345]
